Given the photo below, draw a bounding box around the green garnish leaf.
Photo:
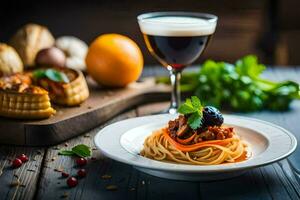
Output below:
[58,144,91,158]
[235,55,266,79]
[72,144,91,158]
[178,96,203,130]
[58,150,75,156]
[32,69,69,83]
[178,101,194,115]
[32,69,47,79]
[191,96,202,110]
[45,69,69,83]
[187,112,202,129]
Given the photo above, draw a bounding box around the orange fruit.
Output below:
[86,34,143,87]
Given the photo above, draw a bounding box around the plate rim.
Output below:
[94,114,297,173]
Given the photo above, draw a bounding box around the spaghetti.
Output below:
[141,127,249,165]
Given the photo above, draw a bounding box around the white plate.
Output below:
[94,114,297,181]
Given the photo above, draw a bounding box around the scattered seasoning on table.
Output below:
[87,106,92,109]
[106,185,118,191]
[54,167,64,172]
[61,192,69,199]
[101,174,112,180]
[10,179,21,187]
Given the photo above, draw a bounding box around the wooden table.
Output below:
[1,66,300,200]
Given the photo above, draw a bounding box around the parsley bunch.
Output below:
[157,55,300,112]
[178,96,203,129]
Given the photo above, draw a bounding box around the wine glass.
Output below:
[137,12,218,114]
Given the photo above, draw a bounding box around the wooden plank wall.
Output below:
[0,0,267,64]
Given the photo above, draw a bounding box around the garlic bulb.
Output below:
[55,36,88,71]
[10,23,55,67]
[0,43,23,76]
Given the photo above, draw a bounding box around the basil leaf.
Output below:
[32,69,47,79]
[58,150,75,156]
[45,69,69,83]
[32,69,70,83]
[72,144,91,158]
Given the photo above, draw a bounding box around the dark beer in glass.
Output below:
[137,12,218,113]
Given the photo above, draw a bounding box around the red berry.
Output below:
[77,169,87,178]
[76,158,87,166]
[17,154,29,162]
[67,177,78,187]
[62,172,69,178]
[12,158,22,168]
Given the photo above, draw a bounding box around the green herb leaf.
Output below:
[191,96,202,110]
[32,69,69,83]
[58,150,75,156]
[156,54,300,112]
[187,112,202,129]
[72,144,91,158]
[177,104,195,114]
[45,69,69,83]
[178,96,203,129]
[32,69,47,79]
[58,144,91,157]
[235,55,266,79]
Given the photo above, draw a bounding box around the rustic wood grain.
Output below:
[36,110,137,200]
[0,146,45,200]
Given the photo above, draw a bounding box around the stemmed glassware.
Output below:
[137,12,217,113]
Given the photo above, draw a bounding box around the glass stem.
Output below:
[169,69,181,114]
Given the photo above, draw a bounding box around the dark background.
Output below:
[0,0,299,65]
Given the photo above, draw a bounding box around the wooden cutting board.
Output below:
[0,77,170,146]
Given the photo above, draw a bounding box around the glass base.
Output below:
[168,107,178,114]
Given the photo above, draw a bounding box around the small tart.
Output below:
[0,85,55,119]
[36,68,89,106]
[0,67,89,119]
